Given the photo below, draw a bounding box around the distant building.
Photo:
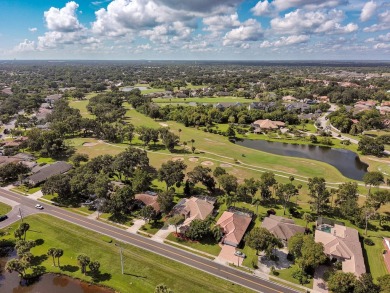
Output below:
[282,95,297,102]
[252,119,285,132]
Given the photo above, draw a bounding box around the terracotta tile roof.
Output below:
[174,197,215,227]
[262,215,305,241]
[135,193,160,213]
[252,119,285,129]
[315,224,365,277]
[217,211,252,247]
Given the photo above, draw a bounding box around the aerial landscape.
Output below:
[1,1,390,293]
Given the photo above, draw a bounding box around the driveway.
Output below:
[127,219,146,233]
[215,244,243,266]
[152,224,175,242]
[313,265,329,293]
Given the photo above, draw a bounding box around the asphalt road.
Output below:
[0,188,299,293]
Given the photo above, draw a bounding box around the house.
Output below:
[134,192,160,214]
[355,100,377,108]
[262,215,306,245]
[45,94,62,104]
[314,218,366,277]
[216,210,252,247]
[248,102,276,111]
[282,95,297,102]
[252,119,285,131]
[317,96,330,103]
[171,196,216,232]
[26,161,72,186]
[285,102,311,112]
[383,237,390,273]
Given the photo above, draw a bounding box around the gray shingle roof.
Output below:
[27,161,72,185]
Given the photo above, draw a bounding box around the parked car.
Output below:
[0,215,8,221]
[35,204,44,210]
[234,251,246,258]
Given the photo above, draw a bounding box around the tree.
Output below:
[298,236,327,271]
[155,284,174,293]
[77,254,91,275]
[302,213,314,228]
[5,259,26,278]
[367,190,390,225]
[70,153,89,167]
[132,168,153,193]
[185,219,211,240]
[276,183,298,215]
[243,178,259,197]
[287,233,304,259]
[113,147,150,181]
[107,185,134,218]
[336,182,359,219]
[245,227,283,257]
[89,261,101,274]
[14,228,24,240]
[354,273,379,293]
[158,160,187,190]
[358,136,384,156]
[327,271,356,293]
[47,248,57,266]
[213,167,226,178]
[167,214,184,234]
[378,274,390,293]
[307,177,330,215]
[226,124,235,138]
[161,131,179,152]
[157,190,174,214]
[140,205,155,222]
[252,197,262,215]
[363,171,384,196]
[54,248,64,268]
[218,174,238,195]
[187,166,215,192]
[19,222,30,240]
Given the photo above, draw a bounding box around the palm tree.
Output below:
[289,176,294,183]
[88,261,100,274]
[178,128,182,141]
[54,248,64,268]
[302,213,314,229]
[5,259,26,278]
[252,197,262,215]
[77,254,90,275]
[14,228,23,240]
[47,248,56,266]
[19,223,30,240]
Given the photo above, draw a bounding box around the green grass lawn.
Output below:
[140,220,165,235]
[12,186,41,195]
[1,214,253,293]
[153,96,253,104]
[166,233,222,256]
[275,265,313,289]
[36,157,56,164]
[0,202,11,215]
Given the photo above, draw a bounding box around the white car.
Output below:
[35,204,44,210]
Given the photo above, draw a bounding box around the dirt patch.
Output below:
[201,161,214,166]
[159,123,169,127]
[220,163,232,168]
[82,142,98,147]
[172,157,184,162]
[189,157,199,162]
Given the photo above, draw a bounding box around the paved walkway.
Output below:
[127,219,146,233]
[151,224,176,242]
[28,190,43,200]
[215,244,243,266]
[87,211,99,219]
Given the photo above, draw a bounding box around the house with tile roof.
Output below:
[216,211,252,247]
[134,192,160,214]
[171,196,216,233]
[252,119,285,132]
[261,215,306,245]
[315,220,366,277]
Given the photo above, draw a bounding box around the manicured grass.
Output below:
[0,202,11,215]
[140,220,165,235]
[166,233,222,256]
[36,157,56,164]
[1,214,251,293]
[12,186,41,195]
[275,265,313,289]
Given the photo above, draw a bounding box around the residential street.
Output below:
[0,188,299,293]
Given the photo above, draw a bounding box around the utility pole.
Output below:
[115,243,124,274]
[19,208,23,222]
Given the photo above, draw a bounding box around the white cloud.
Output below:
[363,10,390,32]
[155,0,241,14]
[271,9,358,35]
[272,0,348,11]
[13,39,36,52]
[251,1,271,16]
[260,35,309,48]
[28,27,37,33]
[37,31,99,51]
[378,32,390,42]
[360,1,377,22]
[223,19,263,46]
[44,1,83,32]
[140,21,194,44]
[374,43,390,49]
[203,13,240,33]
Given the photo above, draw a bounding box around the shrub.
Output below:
[101,235,112,243]
[334,261,342,270]
[267,209,276,216]
[286,253,294,261]
[364,238,374,246]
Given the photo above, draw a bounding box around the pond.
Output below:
[121,86,148,92]
[0,257,113,293]
[235,139,368,181]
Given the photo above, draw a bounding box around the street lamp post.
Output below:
[115,243,124,274]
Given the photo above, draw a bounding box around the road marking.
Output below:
[0,190,288,293]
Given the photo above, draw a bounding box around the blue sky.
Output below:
[0,0,389,60]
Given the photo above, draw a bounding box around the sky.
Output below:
[0,0,389,60]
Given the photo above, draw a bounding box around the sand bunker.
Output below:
[220,163,232,168]
[172,157,184,162]
[188,157,199,162]
[201,161,214,166]
[83,142,98,147]
[159,123,169,127]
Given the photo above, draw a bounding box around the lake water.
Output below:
[235,139,368,180]
[121,86,148,92]
[0,257,113,293]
